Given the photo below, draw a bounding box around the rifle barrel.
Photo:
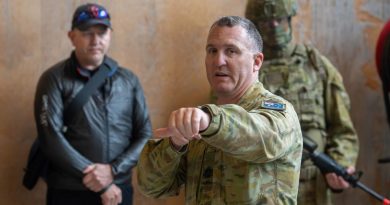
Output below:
[303,136,390,204]
[355,182,390,205]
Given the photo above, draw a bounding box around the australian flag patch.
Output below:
[261,101,286,111]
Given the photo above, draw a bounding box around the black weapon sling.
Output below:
[23,62,113,190]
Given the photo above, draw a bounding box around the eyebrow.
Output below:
[205,44,213,50]
[206,43,239,49]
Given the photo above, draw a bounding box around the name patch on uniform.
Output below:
[261,101,286,111]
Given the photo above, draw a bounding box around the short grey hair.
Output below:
[210,16,263,52]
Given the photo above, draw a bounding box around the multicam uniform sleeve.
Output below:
[199,102,302,163]
[137,139,187,198]
[322,56,359,167]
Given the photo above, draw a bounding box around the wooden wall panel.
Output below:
[0,0,389,204]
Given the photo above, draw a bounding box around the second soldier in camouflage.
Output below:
[246,0,359,204]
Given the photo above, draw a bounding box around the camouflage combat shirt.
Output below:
[137,81,303,205]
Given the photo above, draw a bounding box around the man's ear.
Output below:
[253,52,264,72]
[68,30,75,46]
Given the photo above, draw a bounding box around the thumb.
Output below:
[83,164,95,174]
[153,128,173,139]
[199,111,211,131]
[346,166,355,174]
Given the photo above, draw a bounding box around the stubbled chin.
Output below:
[211,82,232,94]
[85,55,104,65]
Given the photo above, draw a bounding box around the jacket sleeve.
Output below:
[137,139,186,198]
[35,69,92,178]
[199,103,302,163]
[111,76,152,177]
[322,56,359,167]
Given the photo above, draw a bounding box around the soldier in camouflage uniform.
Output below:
[245,0,360,204]
[137,16,303,205]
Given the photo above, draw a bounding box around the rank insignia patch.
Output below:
[261,101,286,111]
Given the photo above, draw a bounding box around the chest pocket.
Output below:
[259,56,326,130]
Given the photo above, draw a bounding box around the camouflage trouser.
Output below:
[298,165,333,205]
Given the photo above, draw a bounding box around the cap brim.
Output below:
[76,19,111,31]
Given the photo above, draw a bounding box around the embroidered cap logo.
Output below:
[75,5,110,25]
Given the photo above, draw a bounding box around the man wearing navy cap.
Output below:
[34,3,152,205]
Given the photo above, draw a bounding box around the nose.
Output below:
[214,52,227,67]
[91,33,99,45]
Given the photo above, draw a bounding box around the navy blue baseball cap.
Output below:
[71,3,111,30]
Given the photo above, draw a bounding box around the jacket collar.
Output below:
[69,51,118,79]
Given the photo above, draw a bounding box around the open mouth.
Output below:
[215,71,229,77]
